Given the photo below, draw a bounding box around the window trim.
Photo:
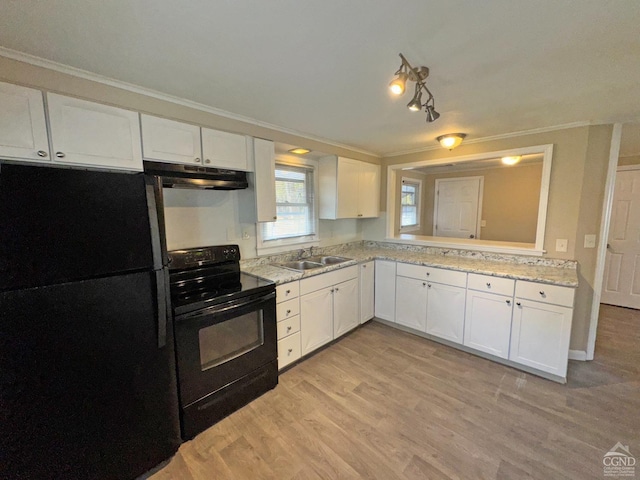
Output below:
[399,177,422,233]
[256,157,319,255]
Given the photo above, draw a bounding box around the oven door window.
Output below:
[198,310,264,370]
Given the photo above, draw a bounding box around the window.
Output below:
[400,178,421,231]
[258,161,318,253]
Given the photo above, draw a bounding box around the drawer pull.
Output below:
[486,282,491,288]
[287,348,293,354]
[426,272,430,276]
[539,291,545,296]
[287,326,292,332]
[286,309,291,315]
[506,300,511,305]
[286,289,291,294]
[516,302,521,306]
[37,150,48,157]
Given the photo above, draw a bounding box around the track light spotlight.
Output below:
[388,53,439,123]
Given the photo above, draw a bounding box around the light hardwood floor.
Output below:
[150,304,640,479]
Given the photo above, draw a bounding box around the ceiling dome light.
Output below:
[437,133,466,150]
[389,72,408,95]
[501,155,522,165]
[288,148,311,155]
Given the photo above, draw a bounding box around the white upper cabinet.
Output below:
[201,128,250,171]
[47,93,143,171]
[140,114,202,165]
[319,155,381,219]
[0,82,49,162]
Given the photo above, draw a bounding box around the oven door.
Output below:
[174,290,276,407]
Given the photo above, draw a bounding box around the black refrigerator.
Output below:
[0,163,181,479]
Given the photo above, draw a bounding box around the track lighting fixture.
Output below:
[437,133,466,150]
[389,53,440,123]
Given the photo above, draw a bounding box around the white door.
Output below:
[464,290,513,358]
[426,283,466,344]
[333,278,359,337]
[201,128,249,171]
[300,287,334,355]
[140,114,201,165]
[434,177,483,239]
[46,93,143,171]
[602,168,640,309]
[0,82,50,162]
[395,276,428,331]
[359,261,375,323]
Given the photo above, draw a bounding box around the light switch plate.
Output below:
[556,238,568,252]
[584,234,596,248]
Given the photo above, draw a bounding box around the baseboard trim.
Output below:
[569,350,587,361]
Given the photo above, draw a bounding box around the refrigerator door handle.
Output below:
[156,269,168,348]
[146,176,165,270]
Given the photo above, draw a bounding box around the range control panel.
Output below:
[168,245,240,270]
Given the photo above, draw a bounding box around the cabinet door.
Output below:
[300,287,334,355]
[464,290,513,358]
[201,128,249,171]
[334,278,359,338]
[253,138,277,222]
[47,94,143,171]
[374,260,396,322]
[336,157,360,218]
[140,114,201,165]
[0,82,49,162]
[426,283,466,344]
[359,261,375,323]
[395,276,428,331]
[357,162,380,218]
[509,300,572,378]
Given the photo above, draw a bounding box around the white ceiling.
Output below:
[1,0,639,156]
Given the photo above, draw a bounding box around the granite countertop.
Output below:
[241,242,579,288]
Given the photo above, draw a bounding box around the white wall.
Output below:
[163,188,361,258]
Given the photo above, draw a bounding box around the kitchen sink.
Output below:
[278,260,324,271]
[305,255,351,265]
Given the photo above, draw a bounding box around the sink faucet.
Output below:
[298,246,314,259]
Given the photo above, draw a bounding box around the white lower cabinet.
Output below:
[359,261,375,324]
[374,260,396,321]
[276,280,301,370]
[395,276,428,331]
[464,290,514,358]
[425,282,466,344]
[300,266,359,356]
[300,287,334,355]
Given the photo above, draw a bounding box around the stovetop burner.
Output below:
[167,245,274,316]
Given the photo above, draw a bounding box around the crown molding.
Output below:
[383,121,591,158]
[0,47,380,158]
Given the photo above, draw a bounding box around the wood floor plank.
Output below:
[151,304,640,480]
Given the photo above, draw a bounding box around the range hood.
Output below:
[143,161,248,190]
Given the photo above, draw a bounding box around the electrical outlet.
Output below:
[584,234,596,248]
[556,239,568,252]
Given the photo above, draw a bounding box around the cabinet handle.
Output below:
[204,158,211,164]
[486,282,491,288]
[422,282,426,286]
[285,289,291,295]
[335,287,339,292]
[506,300,511,305]
[287,326,292,332]
[331,288,335,293]
[195,157,201,163]
[516,302,521,306]
[362,264,366,268]
[273,216,277,220]
[55,152,65,158]
[37,150,48,158]
[287,348,293,354]
[426,272,430,276]
[286,309,291,315]
[427,284,431,288]
[539,291,545,296]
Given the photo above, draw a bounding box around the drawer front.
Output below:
[277,298,300,322]
[276,281,299,303]
[278,332,301,370]
[467,273,515,297]
[277,314,300,340]
[396,263,467,288]
[300,265,358,295]
[515,281,575,307]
